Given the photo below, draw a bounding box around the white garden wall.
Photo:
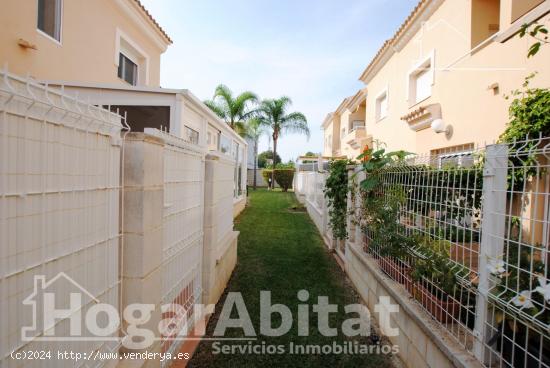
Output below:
[0,71,122,366]
[0,69,242,368]
[202,153,239,306]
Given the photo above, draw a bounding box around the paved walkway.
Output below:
[188,189,395,367]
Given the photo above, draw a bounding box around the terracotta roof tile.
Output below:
[133,0,173,44]
[359,0,430,82]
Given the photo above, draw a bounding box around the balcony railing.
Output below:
[350,120,365,131]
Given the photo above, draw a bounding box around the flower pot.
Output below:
[378,257,413,292]
[450,241,480,271]
[412,283,460,324]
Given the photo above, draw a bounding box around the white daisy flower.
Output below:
[511,290,535,309]
[535,276,550,303]
[487,259,506,277]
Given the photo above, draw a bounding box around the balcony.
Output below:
[343,121,366,149]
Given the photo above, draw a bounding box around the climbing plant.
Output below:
[324,159,352,240]
[501,74,550,141]
[357,146,414,258]
[519,22,549,58]
[500,73,550,188]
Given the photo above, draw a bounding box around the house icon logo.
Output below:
[22,272,120,342]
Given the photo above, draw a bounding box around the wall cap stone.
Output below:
[125,132,165,146]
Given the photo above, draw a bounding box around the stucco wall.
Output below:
[362,0,550,154]
[0,0,167,87]
[323,120,334,157]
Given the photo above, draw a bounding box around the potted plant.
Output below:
[410,236,461,324]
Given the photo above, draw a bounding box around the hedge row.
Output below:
[261,169,295,191]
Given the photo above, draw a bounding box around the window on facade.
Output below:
[471,0,501,48]
[511,0,543,22]
[414,67,431,102]
[432,144,475,169]
[375,91,388,121]
[184,126,199,145]
[117,53,138,86]
[37,0,62,42]
[408,53,434,105]
[207,127,220,151]
[220,135,232,154]
[341,127,346,137]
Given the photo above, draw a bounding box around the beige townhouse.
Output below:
[0,0,248,209]
[0,0,171,87]
[324,0,550,161]
[322,88,368,159]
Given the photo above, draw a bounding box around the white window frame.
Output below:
[407,50,435,106]
[36,0,63,45]
[375,87,389,122]
[206,125,220,151]
[115,28,150,86]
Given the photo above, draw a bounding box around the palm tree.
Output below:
[244,117,267,190]
[258,96,309,189]
[204,84,258,136]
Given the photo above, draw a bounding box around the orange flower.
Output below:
[362,145,370,162]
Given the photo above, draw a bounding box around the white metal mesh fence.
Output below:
[0,70,122,367]
[356,147,484,354]
[347,138,550,367]
[144,129,205,363]
[479,137,550,368]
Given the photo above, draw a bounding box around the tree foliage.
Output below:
[500,74,550,188]
[203,84,258,135]
[519,22,549,58]
[258,96,309,188]
[274,170,294,192]
[257,150,281,168]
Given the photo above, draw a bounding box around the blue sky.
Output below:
[140,0,418,161]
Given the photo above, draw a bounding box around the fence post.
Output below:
[473,143,508,363]
[121,132,165,357]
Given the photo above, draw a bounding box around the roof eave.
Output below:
[346,88,368,111]
[322,113,335,129]
[358,0,443,84]
[115,0,173,52]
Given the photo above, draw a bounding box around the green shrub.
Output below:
[274,169,294,191]
[265,161,295,170]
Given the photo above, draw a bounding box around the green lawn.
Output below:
[188,189,395,368]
